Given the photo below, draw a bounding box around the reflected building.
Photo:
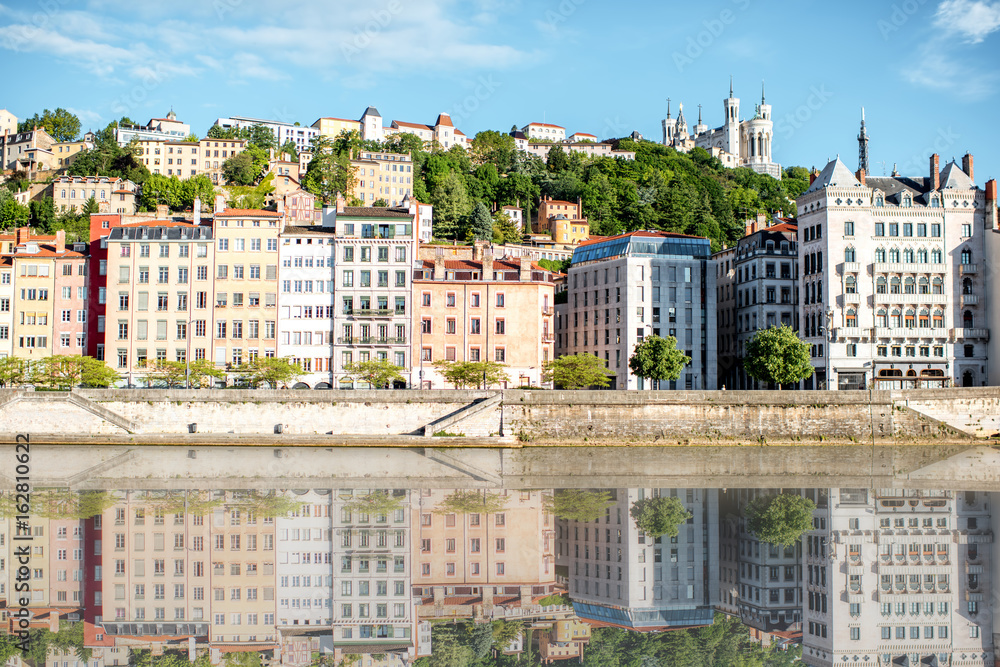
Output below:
[801,488,993,667]
[556,489,719,630]
[275,490,333,627]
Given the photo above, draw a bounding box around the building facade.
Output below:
[275,490,333,628]
[412,245,557,388]
[350,151,415,207]
[801,488,993,667]
[798,154,988,390]
[213,117,318,153]
[114,111,191,145]
[277,226,336,388]
[135,138,248,183]
[53,176,138,215]
[556,231,717,390]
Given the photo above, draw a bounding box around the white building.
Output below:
[277,225,336,388]
[798,152,988,390]
[981,180,1000,384]
[556,488,719,631]
[214,116,318,153]
[521,122,566,142]
[663,81,781,178]
[0,108,17,136]
[555,231,718,390]
[801,488,993,667]
[332,204,419,388]
[115,110,191,145]
[275,490,334,628]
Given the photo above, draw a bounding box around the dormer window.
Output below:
[902,195,912,207]
[930,197,940,208]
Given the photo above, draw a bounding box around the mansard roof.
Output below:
[804,158,861,193]
[940,160,975,189]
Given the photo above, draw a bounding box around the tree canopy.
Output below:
[628,335,690,386]
[745,493,817,547]
[343,358,404,388]
[543,353,613,389]
[743,324,814,388]
[629,496,692,539]
[433,359,508,389]
[434,490,508,515]
[19,108,81,141]
[545,489,616,522]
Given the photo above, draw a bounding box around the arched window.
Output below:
[903,249,915,263]
[916,249,928,263]
[918,309,930,328]
[933,309,945,328]
[889,248,901,263]
[931,249,943,263]
[891,309,902,328]
[875,247,886,262]
[904,309,916,328]
[918,277,929,294]
[846,308,858,327]
[963,277,973,295]
[876,277,887,294]
[875,195,884,207]
[964,311,974,328]
[904,277,915,294]
[890,277,901,294]
[845,276,857,293]
[903,195,912,207]
[845,247,856,262]
[876,309,888,327]
[961,248,972,265]
[60,189,66,198]
[931,197,940,208]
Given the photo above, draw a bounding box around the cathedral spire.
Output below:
[761,80,765,105]
[858,106,870,174]
[729,75,734,98]
[667,97,671,119]
[697,104,702,125]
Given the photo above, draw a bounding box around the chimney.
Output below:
[855,168,866,186]
[335,194,345,214]
[322,204,336,228]
[519,256,532,282]
[16,226,29,246]
[576,196,583,218]
[481,244,494,281]
[55,230,65,254]
[156,204,168,219]
[986,179,998,230]
[809,172,817,186]
[962,153,974,182]
[276,198,285,215]
[433,257,445,281]
[193,196,201,226]
[214,194,227,214]
[473,239,487,261]
[930,154,940,191]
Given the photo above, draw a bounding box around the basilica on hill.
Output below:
[662,79,782,178]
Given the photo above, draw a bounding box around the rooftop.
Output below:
[338,206,412,219]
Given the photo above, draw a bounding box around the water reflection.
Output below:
[1,486,994,666]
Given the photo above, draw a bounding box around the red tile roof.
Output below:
[528,122,565,129]
[215,208,282,217]
[416,258,551,274]
[435,113,454,127]
[393,120,432,131]
[576,229,707,247]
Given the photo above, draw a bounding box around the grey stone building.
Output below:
[554,231,717,390]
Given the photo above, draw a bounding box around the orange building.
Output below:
[538,619,591,664]
[537,196,589,245]
[412,243,557,388]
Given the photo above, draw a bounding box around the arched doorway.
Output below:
[292,382,310,390]
[963,370,975,387]
[315,382,332,390]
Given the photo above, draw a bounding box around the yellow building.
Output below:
[350,150,414,206]
[102,222,214,384]
[537,196,589,245]
[211,200,282,371]
[135,138,248,183]
[412,243,556,388]
[53,176,138,214]
[311,117,362,139]
[51,140,93,169]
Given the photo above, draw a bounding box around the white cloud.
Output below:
[934,0,1000,43]
[66,107,103,125]
[904,44,999,99]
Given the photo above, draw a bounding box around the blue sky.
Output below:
[2,0,999,182]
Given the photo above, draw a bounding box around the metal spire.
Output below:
[730,75,734,98]
[667,97,671,119]
[761,80,765,105]
[858,106,870,174]
[697,104,702,125]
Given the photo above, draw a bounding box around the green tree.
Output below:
[222,152,260,186]
[227,172,275,210]
[188,359,227,388]
[246,124,277,150]
[0,194,30,229]
[546,145,569,172]
[628,335,690,387]
[343,358,404,388]
[141,360,189,387]
[0,355,30,387]
[491,210,520,243]
[430,170,471,239]
[743,324,814,388]
[462,201,493,241]
[543,353,613,389]
[372,198,388,207]
[29,196,56,231]
[236,356,303,388]
[277,139,299,162]
[545,489,616,522]
[81,196,100,216]
[303,136,357,203]
[31,355,118,389]
[342,491,404,516]
[432,359,507,389]
[226,491,304,518]
[19,108,81,141]
[745,493,817,547]
[629,496,691,539]
[434,490,508,515]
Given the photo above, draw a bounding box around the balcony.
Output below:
[542,333,555,343]
[833,327,865,340]
[839,262,861,274]
[542,306,553,316]
[961,294,979,306]
[349,308,394,318]
[874,327,934,339]
[337,337,406,346]
[951,328,990,340]
[873,293,948,305]
[960,263,978,274]
[873,262,945,274]
[843,292,861,304]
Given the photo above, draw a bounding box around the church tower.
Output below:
[693,104,708,136]
[722,76,740,155]
[661,98,677,146]
[857,107,870,174]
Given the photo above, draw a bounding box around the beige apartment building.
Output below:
[211,202,282,371]
[350,151,415,206]
[102,222,214,384]
[52,176,138,215]
[135,138,248,183]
